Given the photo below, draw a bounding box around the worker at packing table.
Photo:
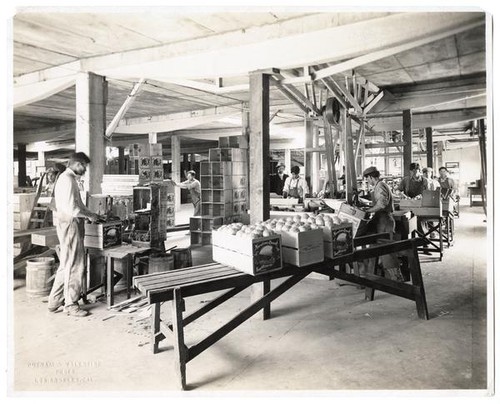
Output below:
[359,166,403,282]
[282,165,309,203]
[397,162,429,199]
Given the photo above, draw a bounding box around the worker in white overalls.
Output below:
[47,152,100,317]
[282,165,309,203]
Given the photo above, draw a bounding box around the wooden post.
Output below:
[172,136,181,212]
[425,127,433,168]
[118,146,125,174]
[248,72,270,223]
[402,110,413,177]
[76,72,107,194]
[345,114,357,204]
[172,288,187,390]
[384,132,390,176]
[190,153,196,170]
[242,104,250,209]
[17,143,27,187]
[311,125,320,194]
[304,117,314,194]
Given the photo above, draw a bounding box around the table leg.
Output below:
[151,302,161,354]
[263,279,271,320]
[439,218,443,261]
[126,256,131,299]
[172,288,187,390]
[107,257,114,308]
[408,245,429,320]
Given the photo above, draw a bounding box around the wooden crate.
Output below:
[219,135,248,149]
[212,232,282,275]
[337,203,370,236]
[422,190,441,207]
[31,228,59,247]
[323,222,353,259]
[84,221,122,249]
[280,229,324,267]
[398,199,422,210]
[233,188,247,202]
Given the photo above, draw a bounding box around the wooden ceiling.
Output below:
[12,11,488,158]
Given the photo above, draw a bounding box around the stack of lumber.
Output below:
[13,192,37,257]
[101,175,138,196]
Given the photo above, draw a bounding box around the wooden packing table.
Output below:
[413,211,444,261]
[133,235,428,390]
[86,244,151,308]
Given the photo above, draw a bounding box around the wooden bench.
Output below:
[133,236,428,390]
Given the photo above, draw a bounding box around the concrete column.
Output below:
[248,72,270,313]
[284,149,291,174]
[75,72,107,194]
[248,72,270,223]
[425,127,433,168]
[38,151,45,170]
[17,143,27,187]
[149,132,157,144]
[172,136,181,212]
[402,109,413,177]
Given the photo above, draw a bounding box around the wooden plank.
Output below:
[249,72,270,223]
[105,78,145,139]
[187,271,311,362]
[133,263,221,283]
[137,266,239,289]
[402,110,413,177]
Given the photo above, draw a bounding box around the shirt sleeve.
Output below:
[282,177,291,193]
[369,183,391,212]
[301,179,309,196]
[55,174,94,219]
[178,179,198,190]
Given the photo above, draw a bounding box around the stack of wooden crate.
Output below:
[191,136,248,246]
[131,182,175,248]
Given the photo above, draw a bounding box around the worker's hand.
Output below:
[88,213,100,223]
[282,192,288,199]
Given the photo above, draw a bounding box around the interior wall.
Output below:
[441,143,481,197]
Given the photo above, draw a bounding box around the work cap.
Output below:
[363,166,378,177]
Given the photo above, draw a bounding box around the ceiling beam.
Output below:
[114,105,243,134]
[47,13,481,81]
[15,122,75,144]
[368,107,486,132]
[14,75,75,108]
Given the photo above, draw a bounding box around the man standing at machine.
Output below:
[48,152,100,317]
[362,166,403,282]
[171,170,201,216]
[282,165,309,203]
[270,162,288,196]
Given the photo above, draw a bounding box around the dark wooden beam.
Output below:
[17,143,27,187]
[402,110,413,177]
[118,146,125,174]
[425,127,433,168]
[249,72,270,223]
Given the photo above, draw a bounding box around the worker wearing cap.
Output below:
[362,166,403,282]
[270,161,288,196]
